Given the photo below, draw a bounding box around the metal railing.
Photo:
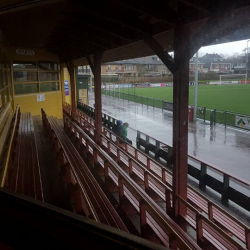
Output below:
[102,89,206,121]
[101,89,250,130]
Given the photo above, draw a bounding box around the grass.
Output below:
[115,84,250,115]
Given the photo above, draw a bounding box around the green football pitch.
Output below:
[118,84,250,115]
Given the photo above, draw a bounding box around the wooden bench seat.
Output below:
[9,113,43,201]
[65,105,250,249]
[42,112,128,232]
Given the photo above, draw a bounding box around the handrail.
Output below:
[70,103,250,247]
[63,113,201,250]
[0,104,20,187]
[78,102,250,196]
[138,129,250,187]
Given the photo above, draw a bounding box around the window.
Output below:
[13,61,59,95]
[124,64,134,70]
[38,61,58,71]
[0,51,11,114]
[13,62,36,69]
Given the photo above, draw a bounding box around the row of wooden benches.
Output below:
[2,106,43,201]
[43,108,200,249]
[41,109,128,232]
[64,103,250,250]
[79,102,250,212]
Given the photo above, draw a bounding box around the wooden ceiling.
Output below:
[0,0,250,65]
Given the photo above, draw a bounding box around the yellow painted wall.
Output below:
[10,48,63,118]
[14,91,62,118]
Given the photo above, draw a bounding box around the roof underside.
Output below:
[1,0,250,65]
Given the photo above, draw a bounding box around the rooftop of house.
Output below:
[103,56,165,65]
[104,55,207,66]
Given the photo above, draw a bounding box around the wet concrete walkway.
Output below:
[89,93,250,182]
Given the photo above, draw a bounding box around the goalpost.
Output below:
[219,74,247,85]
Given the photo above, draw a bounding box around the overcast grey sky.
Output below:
[199,39,249,56]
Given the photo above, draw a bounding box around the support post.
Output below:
[194,50,199,120]
[144,19,192,219]
[67,61,77,112]
[172,24,190,218]
[87,52,104,143]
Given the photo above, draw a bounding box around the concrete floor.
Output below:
[89,93,250,183]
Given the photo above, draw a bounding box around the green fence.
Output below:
[101,89,250,130]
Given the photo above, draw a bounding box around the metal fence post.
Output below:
[199,163,207,189]
[214,109,216,125]
[204,107,206,123]
[224,111,227,128]
[222,174,230,201]
[153,98,154,110]
[147,97,148,110]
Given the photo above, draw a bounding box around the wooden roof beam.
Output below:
[61,13,137,42]
[48,47,84,59]
[0,0,64,15]
[46,38,94,54]
[144,36,175,74]
[46,35,102,53]
[116,0,179,25]
[71,1,153,35]
[58,21,125,47]
[86,55,94,73]
[48,31,112,50]
[178,0,211,13]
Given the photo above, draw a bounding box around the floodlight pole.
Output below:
[246,40,250,84]
[194,50,199,120]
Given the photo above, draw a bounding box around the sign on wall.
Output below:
[235,115,250,130]
[64,80,69,96]
[37,94,45,102]
[16,49,35,56]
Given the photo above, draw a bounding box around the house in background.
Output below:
[199,53,232,73]
[101,55,206,78]
[101,59,138,78]
[189,57,205,74]
[231,55,247,74]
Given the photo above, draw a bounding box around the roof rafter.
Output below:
[56,22,123,47]
[70,0,153,35]
[48,30,112,50]
[116,0,179,25]
[61,13,137,42]
[178,0,211,13]
[0,0,65,15]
